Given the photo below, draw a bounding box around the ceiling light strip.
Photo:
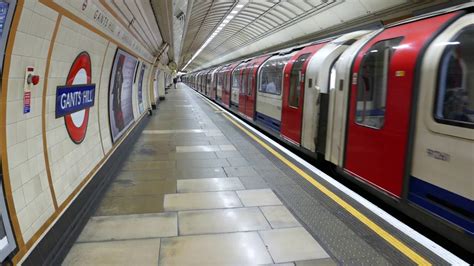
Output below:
[182,3,246,70]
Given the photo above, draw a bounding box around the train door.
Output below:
[281,53,310,144]
[231,63,246,109]
[241,56,270,120]
[239,65,250,116]
[216,69,225,102]
[344,12,460,197]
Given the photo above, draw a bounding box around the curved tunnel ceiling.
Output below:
[179,0,451,72]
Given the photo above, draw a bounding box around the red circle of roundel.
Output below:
[64,52,92,144]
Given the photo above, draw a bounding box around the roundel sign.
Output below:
[63,52,95,144]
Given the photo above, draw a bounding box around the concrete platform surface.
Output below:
[63,84,451,265]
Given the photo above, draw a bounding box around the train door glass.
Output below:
[435,25,474,127]
[288,54,310,107]
[248,65,255,96]
[242,69,248,95]
[355,38,402,129]
[0,0,18,262]
[232,69,240,92]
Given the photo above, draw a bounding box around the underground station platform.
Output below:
[58,85,466,265]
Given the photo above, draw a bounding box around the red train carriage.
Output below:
[280,42,327,145]
[345,12,461,197]
[239,55,270,120]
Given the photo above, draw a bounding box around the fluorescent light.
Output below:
[182,2,246,70]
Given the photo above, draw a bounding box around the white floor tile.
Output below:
[260,206,300,229]
[177,177,245,192]
[159,232,273,265]
[164,191,242,211]
[63,239,160,266]
[259,227,329,263]
[237,189,282,207]
[176,145,221,153]
[77,213,177,242]
[179,207,271,235]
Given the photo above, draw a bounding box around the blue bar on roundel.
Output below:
[55,84,96,118]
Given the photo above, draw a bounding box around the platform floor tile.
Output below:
[178,207,271,235]
[177,177,244,192]
[77,213,177,242]
[260,205,301,229]
[63,238,160,266]
[95,194,168,216]
[159,232,273,265]
[164,191,243,211]
[260,227,330,263]
[237,188,283,207]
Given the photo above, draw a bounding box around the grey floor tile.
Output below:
[176,145,221,153]
[219,144,237,151]
[176,158,230,168]
[215,150,243,159]
[227,157,251,167]
[126,152,172,161]
[78,213,177,242]
[260,227,329,263]
[105,179,176,197]
[178,207,271,235]
[260,206,301,229]
[295,258,337,266]
[237,189,282,207]
[174,151,217,160]
[122,160,176,170]
[239,175,269,189]
[178,167,228,179]
[224,166,259,177]
[95,195,167,215]
[142,129,204,134]
[63,238,160,266]
[159,232,273,265]
[115,169,177,181]
[177,178,244,192]
[164,191,242,211]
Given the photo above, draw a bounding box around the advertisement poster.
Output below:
[109,49,137,142]
[137,63,145,114]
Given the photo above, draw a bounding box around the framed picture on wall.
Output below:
[108,48,138,143]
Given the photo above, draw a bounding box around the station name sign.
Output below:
[55,84,96,118]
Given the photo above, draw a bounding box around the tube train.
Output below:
[182,4,473,251]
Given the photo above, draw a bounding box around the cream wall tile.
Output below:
[12,188,26,211]
[23,175,42,204]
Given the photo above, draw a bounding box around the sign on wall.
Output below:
[137,63,145,114]
[55,52,95,144]
[109,49,137,142]
[55,84,95,117]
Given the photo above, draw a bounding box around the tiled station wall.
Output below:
[1,0,162,262]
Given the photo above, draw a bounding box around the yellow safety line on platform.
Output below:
[218,110,431,266]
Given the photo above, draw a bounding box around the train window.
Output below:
[435,25,474,128]
[217,73,223,90]
[289,53,310,108]
[223,73,227,91]
[227,72,232,91]
[242,70,248,94]
[232,68,241,90]
[356,37,402,129]
[248,64,256,96]
[259,54,293,95]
